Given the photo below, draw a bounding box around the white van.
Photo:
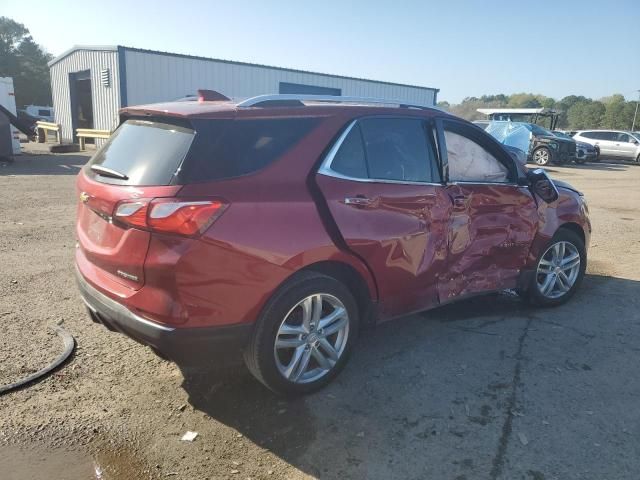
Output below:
[573,130,640,162]
[24,105,54,122]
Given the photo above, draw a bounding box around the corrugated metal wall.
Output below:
[50,49,121,144]
[124,49,436,107]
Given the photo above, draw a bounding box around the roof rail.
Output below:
[236,94,435,110]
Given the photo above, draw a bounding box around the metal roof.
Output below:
[48,45,439,93]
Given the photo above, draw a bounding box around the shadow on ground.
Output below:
[180,274,640,479]
[545,161,635,173]
[0,153,90,176]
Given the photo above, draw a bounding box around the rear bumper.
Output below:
[76,268,252,365]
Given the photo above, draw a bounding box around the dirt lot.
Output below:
[1,151,639,480]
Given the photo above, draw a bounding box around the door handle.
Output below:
[452,195,466,207]
[344,196,372,206]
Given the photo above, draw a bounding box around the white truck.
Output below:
[0,77,21,157]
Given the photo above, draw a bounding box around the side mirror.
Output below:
[631,139,638,145]
[527,168,559,203]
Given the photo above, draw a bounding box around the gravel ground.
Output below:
[1,151,639,480]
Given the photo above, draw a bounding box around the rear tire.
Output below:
[244,272,358,395]
[527,228,586,307]
[533,147,551,166]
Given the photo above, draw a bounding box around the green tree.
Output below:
[584,101,605,128]
[507,93,542,108]
[0,16,52,107]
[601,94,628,129]
[443,93,640,130]
[567,102,587,129]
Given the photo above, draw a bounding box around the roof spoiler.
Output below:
[197,89,230,102]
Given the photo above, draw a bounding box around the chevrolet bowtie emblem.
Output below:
[80,191,90,203]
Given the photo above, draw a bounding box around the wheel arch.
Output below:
[558,221,586,245]
[303,260,377,328]
[287,260,378,328]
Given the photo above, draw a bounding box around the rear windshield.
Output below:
[87,119,194,185]
[87,117,318,186]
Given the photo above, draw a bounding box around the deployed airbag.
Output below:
[445,131,509,182]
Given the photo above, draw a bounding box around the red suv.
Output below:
[76,94,591,394]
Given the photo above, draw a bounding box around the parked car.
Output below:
[75,94,591,395]
[485,121,577,166]
[553,131,597,163]
[573,130,640,162]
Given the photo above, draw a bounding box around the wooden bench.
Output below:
[36,121,62,144]
[76,128,111,150]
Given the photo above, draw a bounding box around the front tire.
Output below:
[527,229,586,307]
[244,272,358,395]
[533,147,551,166]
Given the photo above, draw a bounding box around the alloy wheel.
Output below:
[533,148,550,166]
[274,293,349,384]
[536,241,581,299]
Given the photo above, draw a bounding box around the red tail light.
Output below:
[114,198,226,236]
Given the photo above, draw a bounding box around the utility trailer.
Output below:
[477,108,560,130]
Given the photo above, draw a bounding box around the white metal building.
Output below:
[49,45,439,145]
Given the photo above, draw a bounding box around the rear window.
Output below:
[87,119,194,186]
[87,117,318,186]
[178,118,319,183]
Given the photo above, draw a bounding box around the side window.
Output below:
[616,133,630,142]
[443,124,510,183]
[179,118,319,183]
[331,124,368,179]
[582,132,595,139]
[358,118,440,183]
[601,132,616,141]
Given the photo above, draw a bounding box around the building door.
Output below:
[70,70,94,140]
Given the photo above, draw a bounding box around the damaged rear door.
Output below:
[315,117,450,318]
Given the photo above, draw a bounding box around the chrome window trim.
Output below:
[317,119,445,187]
[447,181,520,187]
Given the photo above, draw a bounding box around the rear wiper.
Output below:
[90,165,129,180]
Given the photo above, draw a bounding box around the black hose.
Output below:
[0,326,75,395]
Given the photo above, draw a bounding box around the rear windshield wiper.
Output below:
[90,165,129,180]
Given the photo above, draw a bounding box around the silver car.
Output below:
[573,130,640,162]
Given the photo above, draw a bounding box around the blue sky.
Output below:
[4,0,639,103]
